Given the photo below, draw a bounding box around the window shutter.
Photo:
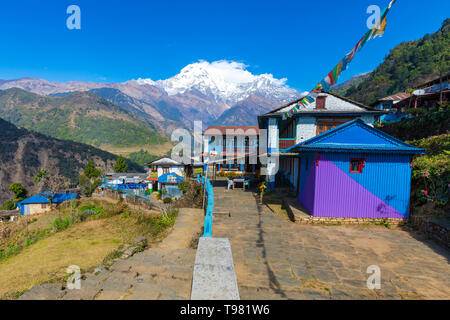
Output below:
[315,96,327,110]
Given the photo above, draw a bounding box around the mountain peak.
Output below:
[134,60,300,106]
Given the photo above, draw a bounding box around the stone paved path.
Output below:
[212,181,450,300]
[19,208,203,300]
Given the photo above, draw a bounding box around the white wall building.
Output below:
[148,158,184,190]
[258,91,385,189]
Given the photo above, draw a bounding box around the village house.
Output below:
[158,172,185,199]
[258,90,385,189]
[146,157,184,191]
[283,119,424,219]
[371,92,412,123]
[202,125,259,174]
[372,74,449,124]
[17,192,79,216]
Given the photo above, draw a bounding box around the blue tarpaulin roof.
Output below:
[158,172,184,184]
[18,192,78,205]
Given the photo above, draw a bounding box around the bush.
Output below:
[52,216,72,231]
[405,107,426,117]
[0,200,16,210]
[178,181,189,194]
[380,109,449,140]
[163,197,173,204]
[408,135,449,209]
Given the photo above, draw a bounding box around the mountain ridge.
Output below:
[0,60,301,127]
[0,88,168,150]
[0,117,142,203]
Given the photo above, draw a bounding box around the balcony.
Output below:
[216,145,256,154]
[279,138,296,150]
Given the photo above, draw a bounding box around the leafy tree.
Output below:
[114,155,128,173]
[84,160,101,179]
[78,161,102,197]
[8,183,28,203]
[127,149,159,166]
[0,200,16,210]
[34,170,47,183]
[34,170,65,205]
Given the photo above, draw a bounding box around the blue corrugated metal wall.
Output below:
[297,152,317,213]
[316,152,412,217]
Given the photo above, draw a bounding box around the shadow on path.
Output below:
[253,193,288,299]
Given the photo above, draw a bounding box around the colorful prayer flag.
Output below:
[305,96,315,103]
[282,0,397,120]
[358,29,372,52]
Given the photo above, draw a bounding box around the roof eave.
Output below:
[286,146,425,154]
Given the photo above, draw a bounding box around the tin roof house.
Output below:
[371,92,412,124]
[146,158,184,191]
[282,119,424,219]
[372,74,449,124]
[258,90,386,190]
[17,192,79,216]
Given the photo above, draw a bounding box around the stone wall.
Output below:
[293,215,408,227]
[282,196,407,227]
[409,215,450,250]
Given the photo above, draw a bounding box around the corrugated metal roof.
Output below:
[378,92,411,101]
[284,119,424,154]
[261,92,378,117]
[158,172,184,184]
[18,192,78,205]
[204,126,259,135]
[149,158,182,165]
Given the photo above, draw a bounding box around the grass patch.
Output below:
[0,199,174,299]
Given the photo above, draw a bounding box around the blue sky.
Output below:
[0,0,448,92]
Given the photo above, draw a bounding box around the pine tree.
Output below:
[114,155,128,173]
[84,160,101,179]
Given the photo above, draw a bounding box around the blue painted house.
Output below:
[258,91,386,190]
[202,126,259,173]
[158,172,184,199]
[283,119,424,219]
[17,192,79,215]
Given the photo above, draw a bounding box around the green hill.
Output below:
[0,117,143,203]
[0,88,168,149]
[337,19,450,105]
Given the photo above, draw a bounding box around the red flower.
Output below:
[423,190,428,195]
[424,171,429,176]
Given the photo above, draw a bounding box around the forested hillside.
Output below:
[0,118,142,203]
[0,88,168,150]
[338,19,450,105]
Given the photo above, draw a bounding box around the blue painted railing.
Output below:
[198,176,214,237]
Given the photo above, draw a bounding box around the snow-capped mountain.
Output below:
[0,60,301,128]
[135,60,300,106]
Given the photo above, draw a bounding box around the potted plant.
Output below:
[259,181,267,204]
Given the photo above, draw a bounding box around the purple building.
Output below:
[283,119,424,219]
